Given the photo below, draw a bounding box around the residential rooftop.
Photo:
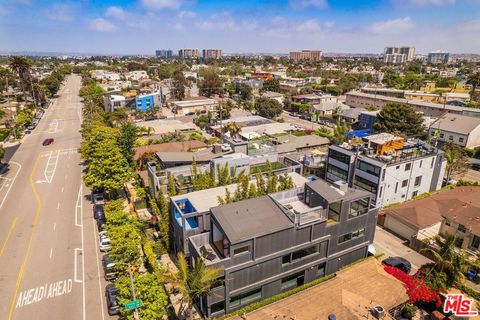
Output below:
[307,179,370,203]
[430,113,480,135]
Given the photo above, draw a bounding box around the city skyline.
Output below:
[1,0,480,55]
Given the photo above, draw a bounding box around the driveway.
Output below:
[373,226,432,274]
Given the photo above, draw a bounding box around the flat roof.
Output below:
[135,119,198,135]
[430,113,480,135]
[306,179,370,203]
[211,196,293,243]
[156,148,226,163]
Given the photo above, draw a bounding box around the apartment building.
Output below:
[135,92,162,112]
[428,51,450,64]
[155,50,173,58]
[185,179,377,317]
[126,70,149,81]
[171,96,219,116]
[383,47,415,63]
[325,133,446,207]
[345,91,480,118]
[103,94,127,112]
[179,49,199,59]
[203,49,222,59]
[288,50,323,62]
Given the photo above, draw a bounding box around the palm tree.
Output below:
[467,71,480,100]
[167,252,223,319]
[443,142,469,183]
[224,121,241,139]
[9,56,32,101]
[420,233,468,287]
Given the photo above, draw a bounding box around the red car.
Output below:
[42,138,54,146]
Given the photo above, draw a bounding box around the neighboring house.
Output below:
[104,94,127,112]
[171,96,219,116]
[185,179,377,317]
[428,113,480,148]
[325,133,446,208]
[127,70,149,81]
[91,70,121,81]
[135,92,162,112]
[381,197,443,244]
[438,186,480,253]
[261,91,284,104]
[358,110,380,131]
[338,107,366,125]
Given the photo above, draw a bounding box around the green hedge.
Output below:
[458,283,480,301]
[217,273,335,320]
[0,128,10,142]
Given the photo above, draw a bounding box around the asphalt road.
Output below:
[0,75,110,320]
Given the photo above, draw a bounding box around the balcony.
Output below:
[189,233,230,267]
[271,188,327,226]
[173,199,199,230]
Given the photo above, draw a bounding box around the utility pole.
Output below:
[127,263,140,320]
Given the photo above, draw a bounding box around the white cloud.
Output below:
[178,10,196,18]
[105,6,127,20]
[289,0,328,10]
[88,18,117,32]
[297,19,321,32]
[271,16,287,26]
[46,3,74,21]
[141,0,182,10]
[370,17,415,35]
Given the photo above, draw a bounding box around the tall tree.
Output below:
[118,121,138,166]
[467,71,480,101]
[167,172,177,196]
[254,97,283,119]
[172,70,187,101]
[224,121,241,139]
[262,78,280,92]
[199,70,224,97]
[331,121,350,145]
[374,103,425,138]
[238,83,252,101]
[9,56,32,100]
[442,142,470,182]
[155,189,170,249]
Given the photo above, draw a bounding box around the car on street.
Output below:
[105,284,120,316]
[0,163,9,174]
[97,217,106,232]
[42,138,54,146]
[382,257,412,274]
[93,204,105,220]
[99,236,111,252]
[102,254,119,281]
[92,193,105,205]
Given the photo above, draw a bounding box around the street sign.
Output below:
[125,300,142,310]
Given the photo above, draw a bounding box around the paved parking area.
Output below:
[373,226,432,273]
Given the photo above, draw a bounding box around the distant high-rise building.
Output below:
[178,49,199,59]
[383,47,415,63]
[428,51,450,64]
[202,49,222,59]
[288,50,323,62]
[155,50,173,58]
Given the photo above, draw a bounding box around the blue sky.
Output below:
[1,0,480,54]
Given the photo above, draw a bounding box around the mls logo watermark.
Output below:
[443,294,478,317]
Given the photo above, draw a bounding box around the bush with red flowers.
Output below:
[384,266,442,308]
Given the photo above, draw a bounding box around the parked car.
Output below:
[0,163,9,175]
[97,218,106,232]
[42,138,54,146]
[93,204,105,220]
[382,257,412,274]
[99,237,111,252]
[92,193,105,205]
[105,284,120,316]
[102,254,119,281]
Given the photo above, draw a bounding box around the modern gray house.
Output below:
[185,179,378,317]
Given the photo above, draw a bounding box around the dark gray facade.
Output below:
[187,179,378,318]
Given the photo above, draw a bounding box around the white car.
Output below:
[99,237,111,252]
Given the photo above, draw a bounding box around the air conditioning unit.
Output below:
[372,305,385,319]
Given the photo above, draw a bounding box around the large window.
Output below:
[356,160,380,177]
[354,175,378,194]
[349,197,370,218]
[327,164,348,181]
[233,246,249,256]
[414,176,422,187]
[317,263,326,277]
[282,244,320,265]
[328,201,341,223]
[338,228,366,244]
[211,301,225,314]
[329,149,350,164]
[281,272,305,291]
[229,289,262,308]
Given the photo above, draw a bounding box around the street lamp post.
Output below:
[121,262,140,320]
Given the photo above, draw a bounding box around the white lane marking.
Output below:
[61,187,64,193]
[49,248,53,259]
[53,222,56,231]
[65,174,68,180]
[74,248,83,283]
[91,197,106,320]
[0,161,21,210]
[75,185,83,227]
[43,150,60,183]
[57,202,60,209]
[15,279,73,309]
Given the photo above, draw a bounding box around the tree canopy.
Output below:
[254,97,283,119]
[374,103,425,138]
